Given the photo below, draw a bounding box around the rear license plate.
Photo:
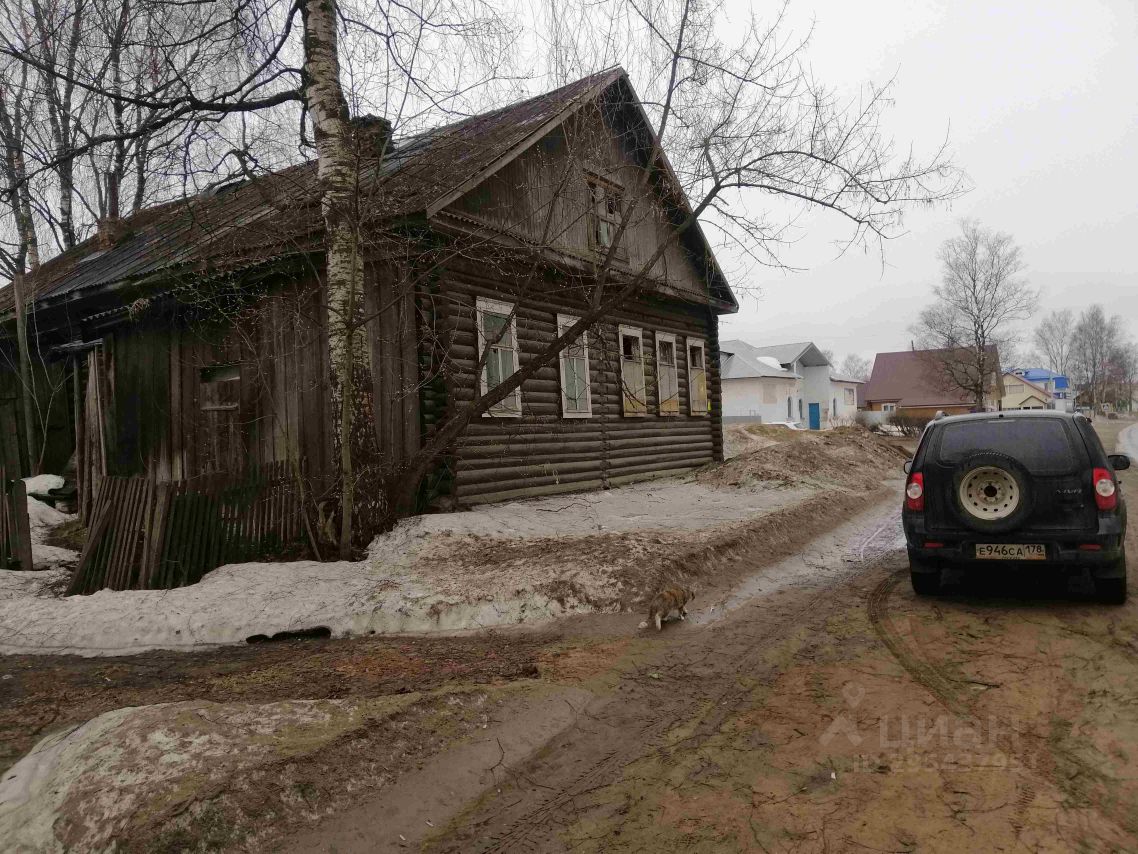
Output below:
[975,544,1046,560]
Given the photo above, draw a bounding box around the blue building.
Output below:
[1011,368,1074,411]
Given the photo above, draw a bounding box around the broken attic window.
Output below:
[587,176,626,257]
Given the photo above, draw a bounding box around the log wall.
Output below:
[439,266,721,503]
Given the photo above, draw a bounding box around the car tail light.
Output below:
[905,472,925,512]
[924,541,944,549]
[1093,468,1117,511]
[1078,543,1102,551]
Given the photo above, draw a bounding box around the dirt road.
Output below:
[6,423,1137,851]
[272,461,1138,853]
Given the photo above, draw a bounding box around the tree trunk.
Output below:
[300,0,364,558]
[11,274,38,475]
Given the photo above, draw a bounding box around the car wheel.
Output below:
[910,560,942,596]
[952,452,1034,534]
[1096,576,1127,605]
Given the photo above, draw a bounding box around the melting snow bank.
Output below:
[0,431,909,657]
[0,557,579,656]
[0,689,501,853]
[22,492,80,572]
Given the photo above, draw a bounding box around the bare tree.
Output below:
[1032,308,1074,376]
[2,0,964,557]
[1070,304,1125,410]
[911,219,1036,407]
[838,353,870,381]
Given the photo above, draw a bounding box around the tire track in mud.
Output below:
[434,505,903,853]
[866,570,1136,839]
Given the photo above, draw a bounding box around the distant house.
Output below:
[862,347,1003,417]
[720,340,863,428]
[1011,368,1074,412]
[1000,372,1052,410]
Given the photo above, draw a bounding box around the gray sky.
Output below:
[717,0,1138,365]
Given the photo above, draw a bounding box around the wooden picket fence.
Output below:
[68,461,307,595]
[0,468,33,571]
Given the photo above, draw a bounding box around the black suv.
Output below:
[902,411,1130,603]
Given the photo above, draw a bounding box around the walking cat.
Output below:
[641,585,695,631]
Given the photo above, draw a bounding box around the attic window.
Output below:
[587,175,626,258]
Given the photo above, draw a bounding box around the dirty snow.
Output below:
[0,430,905,657]
[21,496,80,572]
[0,479,814,657]
[0,694,429,852]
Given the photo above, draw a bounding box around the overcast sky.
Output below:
[716,0,1138,365]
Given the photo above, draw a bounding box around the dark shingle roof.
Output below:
[3,69,627,313]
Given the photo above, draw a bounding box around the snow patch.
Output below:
[22,474,64,496]
[0,695,423,852]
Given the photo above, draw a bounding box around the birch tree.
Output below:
[911,220,1035,407]
[1032,308,1074,377]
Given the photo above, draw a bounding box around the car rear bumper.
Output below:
[906,544,1125,576]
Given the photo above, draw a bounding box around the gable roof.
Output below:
[719,339,833,378]
[745,341,830,368]
[863,347,1001,408]
[719,339,799,380]
[1002,371,1052,397]
[3,68,735,318]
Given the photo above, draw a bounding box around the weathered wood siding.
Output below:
[447,110,712,303]
[439,266,720,503]
[102,282,333,482]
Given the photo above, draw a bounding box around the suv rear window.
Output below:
[935,418,1081,475]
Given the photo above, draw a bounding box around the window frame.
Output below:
[586,173,628,260]
[687,337,708,416]
[556,313,592,419]
[882,402,898,413]
[199,364,241,413]
[476,296,522,418]
[656,332,680,416]
[619,325,647,417]
[844,387,856,405]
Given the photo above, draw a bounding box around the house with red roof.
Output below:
[861,347,1003,417]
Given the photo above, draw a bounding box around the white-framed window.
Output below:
[687,338,708,416]
[1005,382,1024,394]
[882,403,897,413]
[476,297,521,417]
[619,325,647,416]
[844,387,856,405]
[656,332,680,415]
[556,314,591,418]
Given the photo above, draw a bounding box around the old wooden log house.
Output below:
[0,68,737,587]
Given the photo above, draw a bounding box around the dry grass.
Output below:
[43,519,86,552]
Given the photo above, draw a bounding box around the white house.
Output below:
[720,340,864,429]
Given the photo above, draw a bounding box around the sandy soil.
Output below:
[402,421,1138,853]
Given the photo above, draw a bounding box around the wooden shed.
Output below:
[0,68,737,557]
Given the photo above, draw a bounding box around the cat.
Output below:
[641,585,695,631]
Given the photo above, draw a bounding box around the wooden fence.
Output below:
[0,469,33,571]
[68,461,307,595]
